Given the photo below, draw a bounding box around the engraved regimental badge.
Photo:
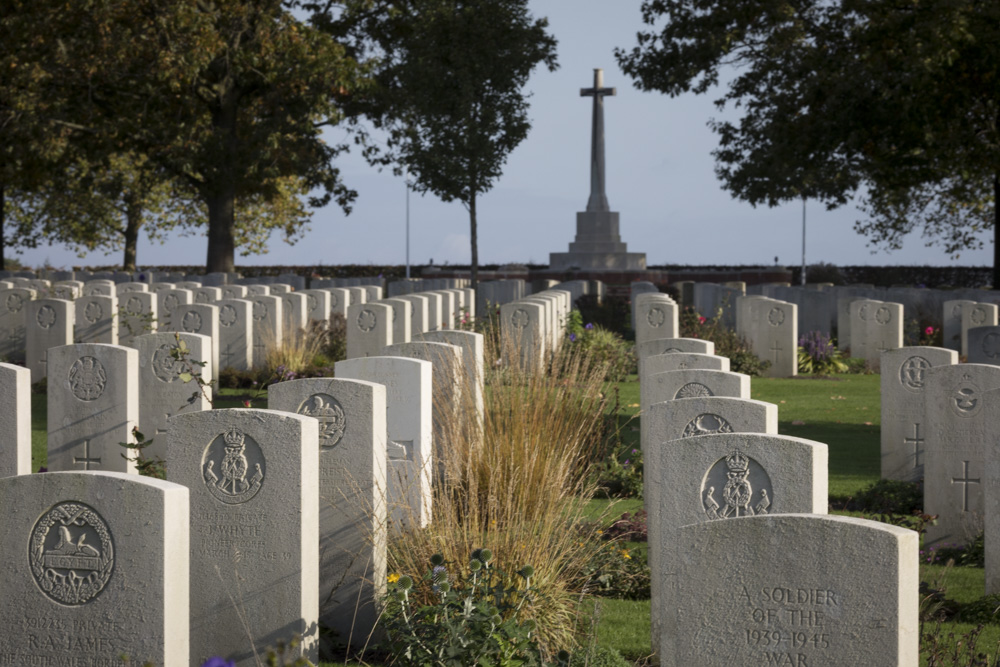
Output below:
[69,356,107,401]
[702,449,773,520]
[202,427,265,504]
[298,393,346,449]
[29,502,114,605]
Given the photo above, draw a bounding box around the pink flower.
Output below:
[698,316,706,324]
[925,326,934,335]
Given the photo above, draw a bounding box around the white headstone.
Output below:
[218,298,253,371]
[169,303,220,377]
[669,514,918,666]
[0,471,190,665]
[268,378,387,641]
[650,433,829,663]
[0,288,35,362]
[26,298,74,381]
[167,409,319,665]
[118,292,158,347]
[250,295,283,369]
[336,356,433,528]
[75,294,118,344]
[880,347,958,481]
[923,363,1000,548]
[346,302,392,359]
[0,362,31,477]
[962,302,999,357]
[129,332,213,462]
[47,343,139,473]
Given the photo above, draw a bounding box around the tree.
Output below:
[615,0,1000,284]
[13,0,368,273]
[7,152,313,271]
[323,0,557,290]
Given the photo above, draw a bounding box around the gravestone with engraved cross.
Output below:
[923,363,1000,549]
[645,396,779,659]
[250,295,282,369]
[651,433,829,664]
[47,343,139,474]
[129,332,213,463]
[26,298,74,382]
[0,471,190,665]
[881,347,957,482]
[216,298,253,371]
[336,356,433,528]
[268,378,387,644]
[636,337,715,377]
[167,409,319,665]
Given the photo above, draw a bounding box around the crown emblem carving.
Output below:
[725,449,749,474]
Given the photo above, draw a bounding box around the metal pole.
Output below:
[405,172,411,279]
[801,197,807,286]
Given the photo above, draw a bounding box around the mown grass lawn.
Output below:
[29,374,1000,664]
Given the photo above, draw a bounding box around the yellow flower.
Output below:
[621,549,631,560]
[388,573,400,584]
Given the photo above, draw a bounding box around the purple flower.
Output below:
[201,659,236,667]
[623,459,630,466]
[585,323,594,330]
[569,333,577,342]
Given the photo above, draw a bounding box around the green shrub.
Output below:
[565,312,635,381]
[797,331,848,374]
[579,539,649,601]
[382,550,568,667]
[569,646,631,667]
[849,479,923,514]
[960,595,1000,625]
[679,306,770,376]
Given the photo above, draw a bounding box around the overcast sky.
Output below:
[18,0,992,271]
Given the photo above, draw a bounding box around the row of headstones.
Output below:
[628,297,918,664]
[2,269,381,289]
[496,289,574,367]
[0,331,488,664]
[0,281,391,379]
[343,287,476,359]
[880,346,1000,595]
[675,279,1000,353]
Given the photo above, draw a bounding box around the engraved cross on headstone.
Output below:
[904,423,924,468]
[580,68,616,213]
[222,342,235,369]
[770,341,782,364]
[74,439,101,470]
[952,460,981,512]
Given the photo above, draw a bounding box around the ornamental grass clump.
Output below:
[388,327,616,656]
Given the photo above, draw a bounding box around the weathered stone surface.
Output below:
[118,291,158,347]
[26,298,74,381]
[129,332,213,462]
[0,362,31,477]
[167,408,319,666]
[218,298,253,371]
[168,303,220,377]
[346,302,393,359]
[967,326,1000,365]
[880,347,957,481]
[336,356,433,528]
[644,352,730,379]
[250,295,283,369]
[962,302,999,357]
[268,378,387,644]
[923,363,1000,548]
[650,432,829,663]
[47,343,139,474]
[75,295,118,344]
[668,514,918,667]
[0,471,190,666]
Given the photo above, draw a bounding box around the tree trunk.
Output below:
[205,97,239,273]
[469,191,478,293]
[994,173,999,289]
[121,194,142,272]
